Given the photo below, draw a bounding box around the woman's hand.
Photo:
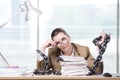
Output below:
[40,39,56,52]
[96,31,107,51]
[98,31,107,45]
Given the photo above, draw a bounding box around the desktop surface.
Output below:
[0,67,119,80]
[0,75,120,80]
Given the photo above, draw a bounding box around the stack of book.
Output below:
[60,55,90,76]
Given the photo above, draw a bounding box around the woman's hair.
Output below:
[51,28,69,40]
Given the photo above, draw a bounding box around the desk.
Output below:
[0,75,120,80]
[0,68,119,80]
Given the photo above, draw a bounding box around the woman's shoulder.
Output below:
[72,42,89,49]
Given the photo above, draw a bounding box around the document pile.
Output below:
[60,56,90,76]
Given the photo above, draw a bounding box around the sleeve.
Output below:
[36,49,52,70]
[37,54,44,61]
[86,47,103,74]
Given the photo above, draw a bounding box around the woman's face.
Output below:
[53,32,71,52]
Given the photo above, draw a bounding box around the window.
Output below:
[0,0,119,73]
[38,0,119,73]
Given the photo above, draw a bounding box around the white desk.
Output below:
[0,68,119,80]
